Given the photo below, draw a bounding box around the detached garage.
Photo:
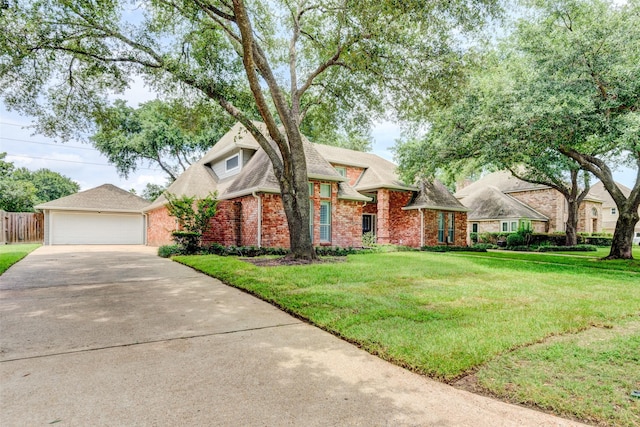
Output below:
[35,184,150,245]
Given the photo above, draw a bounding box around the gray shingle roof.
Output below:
[144,160,221,211]
[455,171,549,198]
[405,180,469,212]
[462,186,548,221]
[312,144,415,191]
[35,184,149,213]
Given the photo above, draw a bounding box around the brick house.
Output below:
[144,122,468,248]
[455,171,603,240]
[588,181,640,235]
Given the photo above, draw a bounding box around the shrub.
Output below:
[472,243,498,250]
[506,233,525,247]
[315,246,359,256]
[421,245,487,252]
[537,245,597,252]
[171,230,201,254]
[362,232,377,247]
[584,236,613,247]
[158,244,183,258]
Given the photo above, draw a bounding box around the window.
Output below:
[501,221,509,232]
[437,212,445,243]
[335,166,347,177]
[320,183,331,198]
[591,207,598,217]
[472,223,478,233]
[320,201,331,242]
[225,154,240,172]
[448,212,455,243]
[362,214,375,234]
[611,207,617,215]
[511,221,518,232]
[308,182,314,196]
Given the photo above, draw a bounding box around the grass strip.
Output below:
[0,244,40,275]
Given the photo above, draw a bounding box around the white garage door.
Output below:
[50,212,144,245]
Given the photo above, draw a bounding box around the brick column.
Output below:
[377,189,390,244]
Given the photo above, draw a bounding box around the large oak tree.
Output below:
[0,0,499,259]
[397,0,640,258]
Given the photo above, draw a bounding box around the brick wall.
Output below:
[202,200,239,246]
[333,200,363,247]
[578,200,602,233]
[510,188,562,231]
[387,191,420,247]
[261,193,290,248]
[421,210,467,246]
[146,207,176,246]
[240,195,259,246]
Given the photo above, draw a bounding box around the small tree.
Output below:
[165,192,218,253]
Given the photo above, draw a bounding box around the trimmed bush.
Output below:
[506,233,525,247]
[172,230,201,254]
[421,245,487,252]
[158,244,183,258]
[537,245,598,252]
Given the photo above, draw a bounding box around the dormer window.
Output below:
[225,153,240,172]
[335,166,347,177]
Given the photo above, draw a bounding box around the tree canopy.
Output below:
[396,0,640,258]
[0,152,80,212]
[1,0,500,258]
[91,99,235,181]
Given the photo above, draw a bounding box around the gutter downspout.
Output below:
[252,191,262,248]
[419,208,425,247]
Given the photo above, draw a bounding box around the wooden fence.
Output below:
[0,211,44,244]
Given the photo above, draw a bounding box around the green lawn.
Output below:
[175,250,639,426]
[0,244,40,275]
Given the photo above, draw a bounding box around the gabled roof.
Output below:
[589,181,631,208]
[404,180,469,212]
[144,160,221,211]
[35,184,149,213]
[222,140,369,201]
[313,144,415,191]
[200,121,262,165]
[455,171,548,198]
[462,186,548,221]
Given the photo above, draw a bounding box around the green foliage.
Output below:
[0,153,79,212]
[157,244,182,258]
[171,231,201,255]
[361,232,377,247]
[506,233,525,247]
[141,183,166,201]
[91,100,234,180]
[165,192,218,235]
[420,245,486,252]
[538,245,597,253]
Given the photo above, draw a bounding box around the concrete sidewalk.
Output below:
[0,246,585,426]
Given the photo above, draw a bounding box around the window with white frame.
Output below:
[437,212,445,242]
[320,183,331,198]
[335,166,347,177]
[225,153,240,172]
[448,212,455,243]
[320,201,331,242]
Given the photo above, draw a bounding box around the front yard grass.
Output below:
[0,244,40,275]
[175,251,640,426]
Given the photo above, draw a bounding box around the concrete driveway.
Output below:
[0,245,584,426]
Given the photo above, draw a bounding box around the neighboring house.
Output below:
[144,122,468,249]
[455,171,603,238]
[588,181,640,235]
[35,184,149,245]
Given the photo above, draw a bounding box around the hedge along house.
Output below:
[455,170,604,240]
[144,122,468,249]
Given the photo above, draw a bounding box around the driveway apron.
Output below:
[0,246,585,426]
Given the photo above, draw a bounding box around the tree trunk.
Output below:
[606,208,639,259]
[565,200,579,246]
[281,185,315,260]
